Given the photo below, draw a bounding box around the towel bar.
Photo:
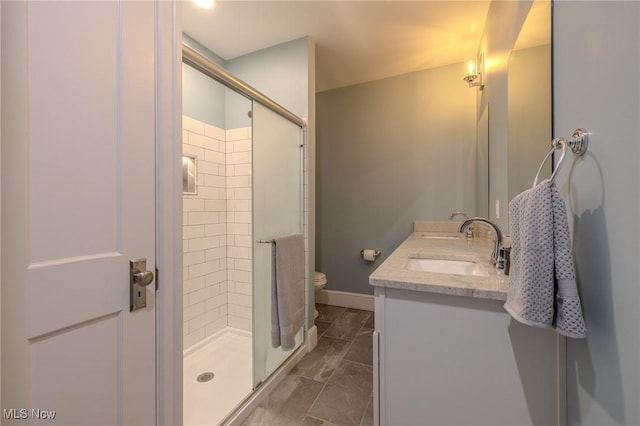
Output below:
[533,128,588,187]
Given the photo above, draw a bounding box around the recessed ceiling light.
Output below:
[193,0,214,10]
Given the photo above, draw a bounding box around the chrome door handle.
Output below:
[130,258,154,311]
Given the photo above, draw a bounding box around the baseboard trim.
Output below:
[306,325,318,352]
[316,289,374,311]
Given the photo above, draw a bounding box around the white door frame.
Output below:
[0,0,3,407]
[155,1,184,425]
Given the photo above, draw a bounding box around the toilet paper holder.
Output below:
[360,249,382,262]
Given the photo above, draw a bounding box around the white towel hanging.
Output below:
[505,179,587,338]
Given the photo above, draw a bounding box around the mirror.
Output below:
[478,0,551,232]
[477,104,489,217]
[507,0,552,203]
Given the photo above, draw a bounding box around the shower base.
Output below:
[183,328,252,426]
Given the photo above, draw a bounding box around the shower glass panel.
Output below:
[251,101,304,387]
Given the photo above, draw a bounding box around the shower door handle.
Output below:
[130,258,154,311]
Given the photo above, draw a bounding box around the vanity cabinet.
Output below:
[373,286,563,426]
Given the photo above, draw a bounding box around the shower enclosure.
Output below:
[182,45,306,425]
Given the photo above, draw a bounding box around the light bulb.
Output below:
[194,0,214,9]
[465,60,476,77]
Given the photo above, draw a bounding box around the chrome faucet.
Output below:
[450,212,473,238]
[450,212,469,221]
[458,217,504,269]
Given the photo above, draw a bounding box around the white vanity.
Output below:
[370,222,563,426]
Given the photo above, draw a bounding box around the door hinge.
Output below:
[155,266,159,291]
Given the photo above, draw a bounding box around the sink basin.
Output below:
[407,258,488,276]
[421,235,462,240]
[419,232,464,240]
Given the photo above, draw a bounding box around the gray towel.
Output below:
[505,179,587,338]
[271,234,305,350]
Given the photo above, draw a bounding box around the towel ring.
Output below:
[533,128,589,187]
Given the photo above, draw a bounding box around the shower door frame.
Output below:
[182,45,306,129]
[179,42,310,424]
[251,101,306,388]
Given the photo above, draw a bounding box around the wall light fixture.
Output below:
[463,52,485,90]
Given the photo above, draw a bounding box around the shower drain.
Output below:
[196,372,215,383]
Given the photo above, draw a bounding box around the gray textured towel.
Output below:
[271,234,305,350]
[505,179,587,338]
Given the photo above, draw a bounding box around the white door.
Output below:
[2,2,157,425]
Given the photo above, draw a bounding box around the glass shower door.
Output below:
[251,102,304,387]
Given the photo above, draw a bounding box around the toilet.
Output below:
[313,272,327,320]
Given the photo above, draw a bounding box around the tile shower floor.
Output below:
[242,305,375,426]
[184,328,253,426]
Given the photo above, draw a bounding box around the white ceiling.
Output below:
[182,1,491,92]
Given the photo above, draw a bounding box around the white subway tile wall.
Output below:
[225,127,253,333]
[183,116,230,350]
[182,115,310,351]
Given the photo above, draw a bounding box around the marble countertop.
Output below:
[369,223,508,301]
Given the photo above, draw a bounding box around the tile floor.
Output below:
[242,304,375,426]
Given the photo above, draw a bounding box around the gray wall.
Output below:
[182,34,227,128]
[316,63,476,295]
[183,33,226,66]
[181,35,312,132]
[182,64,226,128]
[181,35,311,131]
[226,37,310,129]
[554,2,640,425]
